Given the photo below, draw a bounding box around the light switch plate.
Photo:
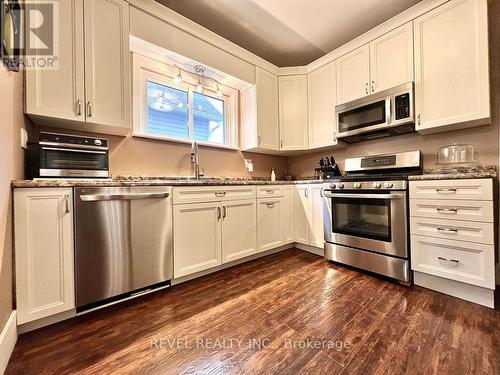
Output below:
[244,159,254,173]
[20,128,28,149]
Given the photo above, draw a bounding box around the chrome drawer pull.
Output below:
[217,207,221,220]
[437,227,458,233]
[266,189,274,194]
[215,192,226,197]
[438,256,459,264]
[266,203,275,208]
[436,208,458,214]
[436,188,457,193]
[64,194,70,213]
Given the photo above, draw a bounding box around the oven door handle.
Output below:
[80,192,170,202]
[41,147,107,155]
[323,192,405,200]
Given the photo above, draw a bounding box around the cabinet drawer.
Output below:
[411,235,494,288]
[256,185,283,198]
[410,199,493,223]
[410,217,494,245]
[409,179,492,201]
[173,186,256,204]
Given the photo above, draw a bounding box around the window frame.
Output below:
[132,53,239,149]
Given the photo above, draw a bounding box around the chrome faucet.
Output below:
[190,141,204,179]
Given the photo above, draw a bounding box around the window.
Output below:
[133,54,238,148]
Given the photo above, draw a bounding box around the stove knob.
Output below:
[372,182,382,189]
[353,182,361,189]
[330,183,337,189]
[338,183,344,189]
[384,182,394,188]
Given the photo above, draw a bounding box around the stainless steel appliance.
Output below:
[335,82,414,143]
[75,186,173,310]
[26,132,109,179]
[322,150,421,282]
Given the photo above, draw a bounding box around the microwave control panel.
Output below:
[395,93,410,120]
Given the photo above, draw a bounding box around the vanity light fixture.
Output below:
[195,65,205,93]
[173,66,183,85]
[216,83,223,98]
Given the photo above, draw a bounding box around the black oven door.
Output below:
[40,146,109,178]
[323,189,408,258]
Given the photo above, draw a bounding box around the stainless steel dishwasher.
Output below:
[74,186,173,310]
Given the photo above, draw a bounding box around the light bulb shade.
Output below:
[173,73,182,84]
[196,82,204,93]
[216,84,223,98]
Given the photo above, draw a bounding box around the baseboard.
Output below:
[0,311,17,375]
[414,272,494,309]
[17,309,77,335]
[295,243,324,257]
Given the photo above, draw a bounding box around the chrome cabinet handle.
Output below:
[76,100,82,116]
[266,189,274,194]
[87,101,93,117]
[365,82,369,94]
[215,191,226,197]
[222,206,227,219]
[437,227,458,233]
[417,113,421,126]
[64,194,70,213]
[436,188,457,193]
[280,140,283,149]
[436,208,458,214]
[217,206,221,220]
[257,136,261,146]
[438,256,459,264]
[80,192,169,202]
[320,188,324,198]
[266,203,275,208]
[304,189,308,198]
[371,80,375,92]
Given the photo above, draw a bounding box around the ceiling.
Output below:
[156,0,422,67]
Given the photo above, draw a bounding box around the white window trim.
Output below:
[132,53,239,149]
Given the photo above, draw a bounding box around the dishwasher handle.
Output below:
[80,192,170,202]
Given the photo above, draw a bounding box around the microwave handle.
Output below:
[386,97,392,125]
[41,147,107,155]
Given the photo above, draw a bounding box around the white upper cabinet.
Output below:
[25,0,85,123]
[308,62,337,149]
[83,0,130,130]
[369,22,414,94]
[25,0,131,135]
[414,0,490,133]
[241,67,280,151]
[279,75,309,150]
[335,44,370,105]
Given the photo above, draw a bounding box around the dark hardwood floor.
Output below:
[6,249,500,374]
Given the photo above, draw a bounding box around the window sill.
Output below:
[131,133,240,151]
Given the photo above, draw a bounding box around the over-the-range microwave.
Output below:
[335,82,415,143]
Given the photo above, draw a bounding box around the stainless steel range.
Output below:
[322,150,422,283]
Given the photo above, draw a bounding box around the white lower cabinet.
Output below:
[257,198,283,252]
[294,184,324,248]
[14,188,75,325]
[221,199,257,263]
[281,185,295,244]
[173,202,222,278]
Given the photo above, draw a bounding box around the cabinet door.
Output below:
[221,199,257,263]
[279,75,308,150]
[309,185,325,249]
[281,186,295,244]
[25,0,85,122]
[257,199,283,252]
[294,185,310,245]
[256,67,280,150]
[414,0,489,132]
[173,202,222,277]
[370,22,414,93]
[14,188,75,324]
[308,62,337,149]
[335,44,370,104]
[84,0,130,130]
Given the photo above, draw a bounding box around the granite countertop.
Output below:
[408,166,497,181]
[11,176,323,188]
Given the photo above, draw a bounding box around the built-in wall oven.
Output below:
[335,82,414,143]
[322,151,421,283]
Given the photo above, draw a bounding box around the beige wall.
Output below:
[290,2,500,177]
[0,67,28,330]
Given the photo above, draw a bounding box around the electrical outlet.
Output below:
[244,159,254,173]
[20,128,28,149]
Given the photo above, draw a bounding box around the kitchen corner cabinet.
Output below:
[279,75,308,150]
[308,62,338,149]
[241,67,280,152]
[14,188,75,325]
[336,23,413,105]
[414,0,490,133]
[25,0,131,135]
